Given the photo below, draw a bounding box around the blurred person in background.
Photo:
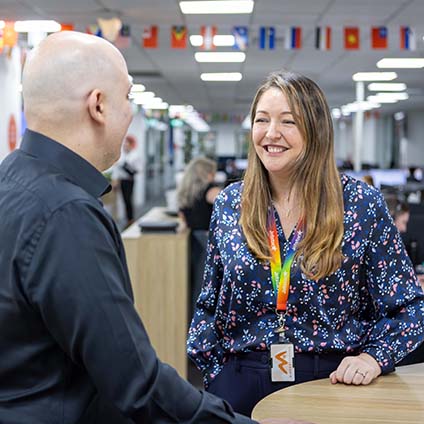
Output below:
[187,69,424,416]
[112,134,141,226]
[178,156,221,231]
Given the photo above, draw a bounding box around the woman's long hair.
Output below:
[177,157,217,209]
[240,70,344,280]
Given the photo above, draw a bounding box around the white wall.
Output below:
[0,47,22,162]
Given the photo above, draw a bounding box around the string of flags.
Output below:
[0,20,420,57]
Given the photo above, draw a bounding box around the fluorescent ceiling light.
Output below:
[377,58,424,68]
[214,35,235,46]
[368,83,407,91]
[367,95,398,103]
[131,84,146,92]
[143,102,169,110]
[14,20,61,33]
[370,92,409,101]
[190,34,235,47]
[0,21,5,30]
[201,72,242,81]
[190,35,203,46]
[180,1,254,14]
[195,52,245,62]
[353,72,397,82]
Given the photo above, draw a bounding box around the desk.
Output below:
[122,207,189,379]
[252,364,424,423]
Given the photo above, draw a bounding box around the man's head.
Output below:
[22,31,133,170]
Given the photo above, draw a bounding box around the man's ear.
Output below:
[87,89,106,124]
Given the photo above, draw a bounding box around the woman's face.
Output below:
[394,211,410,233]
[252,87,304,179]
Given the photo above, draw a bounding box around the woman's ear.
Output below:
[87,89,106,124]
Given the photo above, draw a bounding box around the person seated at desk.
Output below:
[187,69,424,417]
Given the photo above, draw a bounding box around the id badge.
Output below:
[270,343,295,382]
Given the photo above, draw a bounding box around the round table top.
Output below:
[252,363,424,423]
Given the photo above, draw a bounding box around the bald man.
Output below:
[0,32,310,424]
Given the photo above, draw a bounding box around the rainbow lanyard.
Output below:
[267,207,304,313]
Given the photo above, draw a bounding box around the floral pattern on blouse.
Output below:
[187,175,424,387]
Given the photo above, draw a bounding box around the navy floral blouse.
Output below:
[187,175,424,387]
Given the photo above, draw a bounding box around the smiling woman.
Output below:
[187,69,424,417]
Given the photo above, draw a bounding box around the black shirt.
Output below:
[181,183,217,231]
[0,129,255,424]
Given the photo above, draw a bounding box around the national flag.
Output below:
[86,24,102,37]
[315,26,331,50]
[232,26,248,50]
[285,27,302,49]
[171,25,187,48]
[143,25,158,48]
[371,26,388,49]
[201,25,216,50]
[3,22,17,48]
[400,26,416,50]
[60,23,75,32]
[98,17,122,42]
[115,24,131,50]
[344,27,359,50]
[259,26,275,50]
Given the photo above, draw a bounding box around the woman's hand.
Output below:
[329,352,381,385]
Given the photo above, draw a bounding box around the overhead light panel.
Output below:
[214,35,235,46]
[201,72,242,81]
[369,92,409,101]
[353,72,397,82]
[377,58,424,68]
[195,52,245,62]
[368,83,407,91]
[180,1,254,14]
[190,34,235,47]
[14,20,61,33]
[131,84,146,92]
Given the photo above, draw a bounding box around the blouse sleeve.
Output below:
[187,193,227,387]
[361,190,424,373]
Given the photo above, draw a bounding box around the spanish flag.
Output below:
[171,25,187,49]
[344,27,359,50]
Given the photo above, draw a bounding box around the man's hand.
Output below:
[260,419,315,424]
[330,352,381,385]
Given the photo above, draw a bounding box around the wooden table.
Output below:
[122,207,189,379]
[252,363,424,423]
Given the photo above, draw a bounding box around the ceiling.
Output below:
[1,0,424,116]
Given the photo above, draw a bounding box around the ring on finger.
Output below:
[355,370,366,378]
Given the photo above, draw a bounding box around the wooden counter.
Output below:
[252,363,424,423]
[122,207,189,379]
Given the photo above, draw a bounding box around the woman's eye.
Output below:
[254,118,267,123]
[283,120,295,125]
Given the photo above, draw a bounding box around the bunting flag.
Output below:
[233,26,248,50]
[3,22,18,48]
[201,25,216,50]
[285,27,302,49]
[315,26,331,50]
[400,26,416,50]
[143,25,158,48]
[171,25,187,48]
[60,23,75,32]
[86,24,102,37]
[344,27,359,49]
[98,17,122,42]
[115,24,131,50]
[371,26,388,49]
[259,26,275,50]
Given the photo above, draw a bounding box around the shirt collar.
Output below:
[20,129,111,198]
